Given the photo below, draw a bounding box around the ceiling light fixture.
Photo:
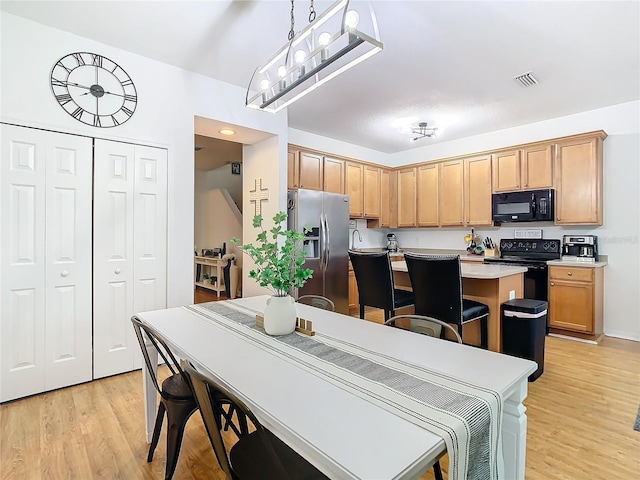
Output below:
[219,129,236,136]
[409,122,439,142]
[246,0,383,113]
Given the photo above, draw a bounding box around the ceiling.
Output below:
[194,134,243,171]
[3,1,639,154]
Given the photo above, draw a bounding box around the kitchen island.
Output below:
[392,261,527,352]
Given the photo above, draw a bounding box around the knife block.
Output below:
[484,248,499,258]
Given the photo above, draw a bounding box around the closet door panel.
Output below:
[1,126,46,401]
[44,135,93,390]
[93,139,135,379]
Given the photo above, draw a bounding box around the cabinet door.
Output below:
[439,160,464,226]
[554,136,603,225]
[348,269,359,313]
[397,167,417,227]
[287,148,299,189]
[363,166,381,218]
[522,144,553,190]
[492,150,521,192]
[345,162,363,217]
[298,151,323,191]
[93,140,168,379]
[1,125,92,402]
[380,169,391,227]
[464,155,492,226]
[323,156,344,194]
[416,163,439,227]
[548,280,594,333]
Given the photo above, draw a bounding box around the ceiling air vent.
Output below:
[514,71,539,87]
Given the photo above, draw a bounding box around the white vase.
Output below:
[263,295,297,336]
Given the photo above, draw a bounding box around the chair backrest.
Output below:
[348,250,396,311]
[385,315,463,343]
[296,295,335,311]
[403,253,464,326]
[131,315,187,395]
[184,360,263,480]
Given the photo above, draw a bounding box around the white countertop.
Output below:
[547,258,608,268]
[392,261,528,279]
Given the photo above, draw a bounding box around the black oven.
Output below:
[492,188,554,223]
[483,239,562,302]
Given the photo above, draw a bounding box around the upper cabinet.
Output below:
[416,163,439,227]
[323,156,344,194]
[464,154,493,226]
[554,133,605,225]
[439,160,465,227]
[492,144,552,192]
[363,165,381,218]
[298,151,323,190]
[287,148,299,189]
[345,162,364,217]
[397,167,417,227]
[379,169,392,227]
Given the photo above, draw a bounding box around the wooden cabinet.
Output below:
[464,154,492,226]
[345,162,364,217]
[380,169,391,227]
[397,167,417,227]
[416,163,439,227]
[439,160,464,226]
[363,165,381,218]
[348,268,359,314]
[298,151,323,191]
[548,265,603,340]
[287,148,299,189]
[522,144,553,190]
[323,156,344,194]
[554,133,605,225]
[492,145,553,192]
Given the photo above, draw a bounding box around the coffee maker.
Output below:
[386,233,400,252]
[562,235,599,262]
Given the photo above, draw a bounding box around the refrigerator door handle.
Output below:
[323,212,330,272]
[320,213,328,272]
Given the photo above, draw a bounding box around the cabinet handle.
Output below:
[294,183,298,187]
[550,282,555,286]
[524,183,528,187]
[115,269,121,274]
[567,272,572,276]
[61,270,69,277]
[516,184,519,188]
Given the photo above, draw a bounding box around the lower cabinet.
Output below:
[548,265,604,340]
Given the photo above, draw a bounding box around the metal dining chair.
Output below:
[296,294,335,311]
[348,250,415,321]
[131,317,247,479]
[403,253,489,349]
[184,360,329,480]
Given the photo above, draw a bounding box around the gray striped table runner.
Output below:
[187,302,504,480]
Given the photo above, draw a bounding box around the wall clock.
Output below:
[50,52,137,128]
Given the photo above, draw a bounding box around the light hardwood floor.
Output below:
[1,295,639,479]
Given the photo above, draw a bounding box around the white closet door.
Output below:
[133,146,167,369]
[44,133,93,390]
[93,140,167,378]
[1,124,92,402]
[93,140,135,379]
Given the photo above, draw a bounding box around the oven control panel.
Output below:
[499,239,561,254]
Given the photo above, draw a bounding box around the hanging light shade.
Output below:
[410,122,439,142]
[246,0,383,113]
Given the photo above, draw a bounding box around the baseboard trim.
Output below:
[548,333,598,345]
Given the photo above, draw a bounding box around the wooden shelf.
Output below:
[195,256,226,298]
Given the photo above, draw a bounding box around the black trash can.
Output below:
[501,299,548,382]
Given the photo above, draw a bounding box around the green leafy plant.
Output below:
[231,211,313,297]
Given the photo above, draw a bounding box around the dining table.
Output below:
[136,295,536,480]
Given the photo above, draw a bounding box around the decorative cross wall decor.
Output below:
[249,178,269,216]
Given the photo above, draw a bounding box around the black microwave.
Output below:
[492,188,554,223]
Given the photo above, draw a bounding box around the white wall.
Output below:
[1,13,288,307]
[195,164,243,212]
[194,188,243,259]
[291,101,640,341]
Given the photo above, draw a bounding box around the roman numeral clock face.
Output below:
[50,52,137,127]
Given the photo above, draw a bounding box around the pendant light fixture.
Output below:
[246,0,383,113]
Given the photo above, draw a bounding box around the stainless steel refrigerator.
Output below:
[287,189,350,314]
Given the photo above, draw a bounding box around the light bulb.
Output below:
[294,49,307,78]
[259,79,270,91]
[277,65,287,91]
[344,10,359,29]
[318,32,331,47]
